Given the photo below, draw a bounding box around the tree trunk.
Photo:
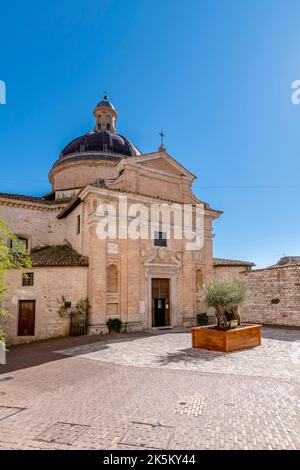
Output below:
[215,307,229,330]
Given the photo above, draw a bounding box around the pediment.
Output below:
[144,248,182,267]
[139,157,186,177]
[117,152,196,181]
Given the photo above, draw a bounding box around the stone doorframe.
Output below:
[146,269,179,328]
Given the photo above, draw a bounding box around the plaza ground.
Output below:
[0,327,299,450]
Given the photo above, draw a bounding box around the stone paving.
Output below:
[0,327,299,450]
[56,327,300,379]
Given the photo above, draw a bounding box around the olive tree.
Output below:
[202,278,250,330]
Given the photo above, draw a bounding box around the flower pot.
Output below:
[192,324,261,352]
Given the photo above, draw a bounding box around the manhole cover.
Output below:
[35,422,90,445]
[0,406,25,421]
[119,422,175,449]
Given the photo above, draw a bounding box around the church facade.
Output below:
[1,95,224,344]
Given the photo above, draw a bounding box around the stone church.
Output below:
[1,95,254,344]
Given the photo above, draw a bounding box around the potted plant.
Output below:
[106,318,123,334]
[192,278,261,352]
[196,313,209,326]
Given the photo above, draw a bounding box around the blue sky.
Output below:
[0,0,300,268]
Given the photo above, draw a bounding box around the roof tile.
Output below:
[0,192,70,205]
[31,245,89,267]
[213,258,255,267]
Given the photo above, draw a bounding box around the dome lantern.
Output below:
[93,94,118,132]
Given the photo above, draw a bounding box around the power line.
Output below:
[0,178,46,183]
[194,184,300,189]
[0,178,299,190]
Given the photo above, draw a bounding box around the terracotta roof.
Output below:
[57,197,82,219]
[31,245,89,267]
[276,256,300,265]
[213,258,255,267]
[0,192,69,205]
[250,262,300,272]
[249,256,300,271]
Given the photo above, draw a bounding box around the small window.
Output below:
[98,115,102,129]
[10,236,28,250]
[22,272,34,286]
[106,114,111,131]
[77,215,81,234]
[154,231,167,247]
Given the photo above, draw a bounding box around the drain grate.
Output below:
[35,422,90,445]
[175,393,205,417]
[0,406,25,421]
[119,422,175,449]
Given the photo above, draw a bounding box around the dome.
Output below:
[54,129,140,167]
[51,94,141,169]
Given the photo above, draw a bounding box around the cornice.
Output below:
[0,198,68,212]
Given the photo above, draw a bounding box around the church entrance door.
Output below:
[152,279,170,327]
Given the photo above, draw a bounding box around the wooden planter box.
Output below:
[191,324,261,352]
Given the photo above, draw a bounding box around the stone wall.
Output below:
[3,266,88,345]
[240,265,300,327]
[214,265,250,280]
[0,200,87,257]
[0,204,66,249]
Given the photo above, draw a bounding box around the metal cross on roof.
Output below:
[159,129,166,147]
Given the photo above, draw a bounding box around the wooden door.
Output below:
[154,298,166,327]
[152,279,170,327]
[18,300,35,336]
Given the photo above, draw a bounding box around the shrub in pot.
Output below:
[202,278,250,330]
[197,313,208,326]
[106,318,123,333]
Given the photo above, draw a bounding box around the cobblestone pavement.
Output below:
[56,327,300,379]
[0,327,299,450]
